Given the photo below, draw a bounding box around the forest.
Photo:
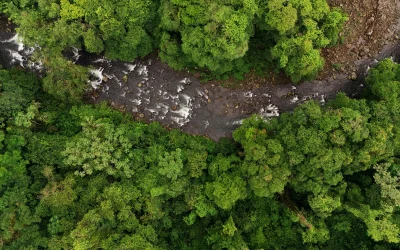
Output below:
[1,0,400,249]
[2,0,348,101]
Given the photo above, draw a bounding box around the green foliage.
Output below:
[157,0,347,82]
[5,0,347,85]
[4,0,157,100]
[232,59,400,246]
[4,60,400,249]
[7,0,157,61]
[258,0,348,82]
[42,53,89,102]
[206,174,247,210]
[271,38,325,83]
[0,68,39,120]
[374,162,400,207]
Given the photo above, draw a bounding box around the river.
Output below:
[1,27,399,140]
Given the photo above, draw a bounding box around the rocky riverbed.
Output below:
[1,4,400,140]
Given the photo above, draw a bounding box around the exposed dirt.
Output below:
[213,0,400,88]
[320,0,400,79]
[0,14,14,32]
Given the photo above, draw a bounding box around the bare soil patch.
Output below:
[214,0,400,88]
[320,0,400,79]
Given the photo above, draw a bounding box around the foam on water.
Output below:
[103,84,110,93]
[244,91,253,98]
[137,65,148,76]
[162,93,170,100]
[231,120,244,125]
[290,95,299,104]
[171,94,193,126]
[205,120,210,128]
[320,95,326,105]
[177,85,184,93]
[27,60,43,71]
[365,66,370,74]
[259,104,279,118]
[72,47,80,62]
[130,98,142,105]
[125,63,136,72]
[181,94,191,105]
[7,49,25,67]
[143,97,151,104]
[93,57,112,67]
[116,78,123,88]
[196,89,209,100]
[145,108,158,115]
[3,34,24,51]
[155,103,170,119]
[157,102,170,112]
[104,73,115,80]
[158,90,169,97]
[25,47,35,56]
[180,78,190,84]
[1,34,45,71]
[89,67,104,89]
[171,106,192,126]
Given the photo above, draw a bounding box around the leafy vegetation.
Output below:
[1,59,400,249]
[3,0,347,93]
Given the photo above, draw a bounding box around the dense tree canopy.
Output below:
[3,0,347,94]
[1,59,400,249]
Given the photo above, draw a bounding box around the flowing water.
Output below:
[1,29,400,140]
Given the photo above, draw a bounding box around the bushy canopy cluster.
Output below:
[1,59,400,249]
[4,0,346,86]
[159,0,347,82]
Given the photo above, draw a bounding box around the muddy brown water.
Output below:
[1,29,399,140]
